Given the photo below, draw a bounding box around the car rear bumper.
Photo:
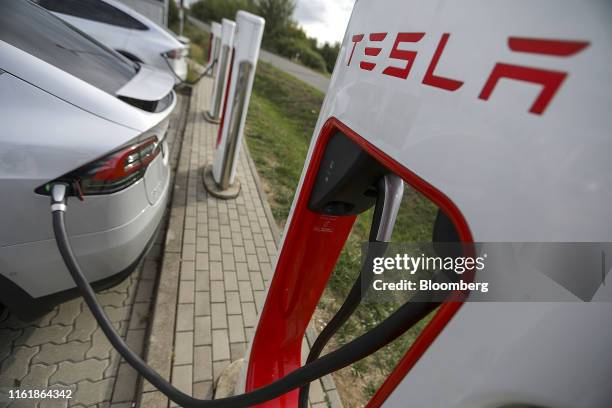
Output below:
[0,163,170,320]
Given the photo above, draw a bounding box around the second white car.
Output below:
[36,0,189,83]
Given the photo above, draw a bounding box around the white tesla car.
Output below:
[35,0,188,83]
[0,0,175,320]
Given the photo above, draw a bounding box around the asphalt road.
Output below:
[186,15,330,93]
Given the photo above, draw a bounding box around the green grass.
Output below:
[245,61,439,404]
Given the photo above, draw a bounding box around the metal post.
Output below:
[203,19,236,124]
[203,11,265,199]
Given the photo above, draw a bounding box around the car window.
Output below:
[0,0,138,95]
[36,0,148,30]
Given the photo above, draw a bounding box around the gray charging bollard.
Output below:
[204,19,235,124]
[203,11,265,199]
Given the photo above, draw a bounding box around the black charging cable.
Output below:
[163,55,217,86]
[298,174,403,408]
[50,182,437,407]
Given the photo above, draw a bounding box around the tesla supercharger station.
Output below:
[205,21,222,75]
[203,18,235,124]
[203,11,264,199]
[239,0,612,407]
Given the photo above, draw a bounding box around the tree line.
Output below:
[187,0,340,74]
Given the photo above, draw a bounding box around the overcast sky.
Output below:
[293,0,355,45]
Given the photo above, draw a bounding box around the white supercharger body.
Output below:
[212,11,264,187]
[207,21,222,72]
[243,1,612,407]
[207,18,235,120]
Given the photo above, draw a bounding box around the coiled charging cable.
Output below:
[50,179,438,408]
[163,55,216,86]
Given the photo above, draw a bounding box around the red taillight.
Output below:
[77,136,161,195]
[164,48,182,60]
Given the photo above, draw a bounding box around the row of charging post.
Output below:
[203,11,265,199]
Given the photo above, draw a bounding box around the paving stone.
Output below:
[17,325,72,346]
[16,363,55,390]
[210,304,227,329]
[237,281,253,303]
[171,365,192,396]
[173,332,193,366]
[96,292,127,308]
[50,360,108,385]
[195,253,209,271]
[0,346,38,386]
[249,272,265,291]
[194,317,211,346]
[182,243,195,261]
[195,271,210,292]
[309,379,326,403]
[103,306,131,324]
[211,331,230,362]
[225,293,241,315]
[34,341,89,364]
[193,381,213,399]
[183,229,196,245]
[321,374,336,391]
[196,237,208,253]
[210,282,225,303]
[125,329,146,357]
[221,254,235,271]
[140,391,168,408]
[244,240,256,255]
[194,292,210,316]
[254,291,266,313]
[246,254,259,271]
[193,346,212,382]
[209,262,223,281]
[227,316,245,343]
[209,246,221,262]
[39,397,71,408]
[223,272,238,292]
[71,378,114,406]
[236,263,249,281]
[241,303,257,328]
[175,303,194,332]
[328,389,343,408]
[181,261,195,281]
[51,300,82,326]
[229,343,246,362]
[212,360,230,383]
[178,281,195,304]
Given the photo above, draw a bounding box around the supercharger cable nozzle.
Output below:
[50,183,68,213]
[50,180,438,408]
[298,173,404,408]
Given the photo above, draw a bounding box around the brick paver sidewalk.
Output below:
[139,77,342,407]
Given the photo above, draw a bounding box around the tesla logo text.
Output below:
[348,33,589,115]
